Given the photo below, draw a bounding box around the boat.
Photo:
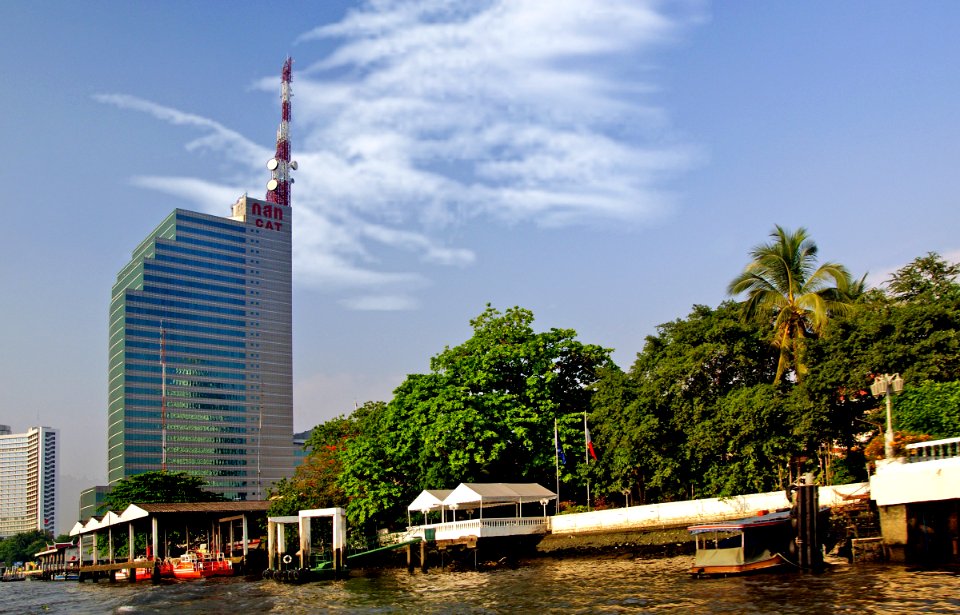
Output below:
[688,509,796,576]
[1,569,26,582]
[115,559,175,581]
[172,551,233,580]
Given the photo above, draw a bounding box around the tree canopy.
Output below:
[281,246,960,530]
[338,305,612,527]
[0,530,50,567]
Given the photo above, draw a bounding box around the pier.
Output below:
[67,501,270,582]
[870,436,960,564]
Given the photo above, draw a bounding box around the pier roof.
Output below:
[71,501,271,535]
[443,483,556,509]
[407,489,454,512]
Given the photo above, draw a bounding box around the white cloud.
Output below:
[96,0,702,309]
[340,294,420,311]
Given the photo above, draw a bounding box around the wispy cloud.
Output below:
[96,0,702,309]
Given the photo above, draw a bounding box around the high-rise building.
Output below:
[0,425,58,538]
[107,198,295,500]
[107,58,297,501]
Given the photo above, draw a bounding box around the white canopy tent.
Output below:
[441,483,557,520]
[406,489,454,526]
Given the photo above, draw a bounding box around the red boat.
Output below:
[172,551,233,580]
[115,559,175,581]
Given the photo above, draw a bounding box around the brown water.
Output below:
[3,556,959,614]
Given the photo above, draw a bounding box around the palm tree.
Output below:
[728,225,854,383]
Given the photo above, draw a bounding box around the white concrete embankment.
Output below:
[549,482,869,534]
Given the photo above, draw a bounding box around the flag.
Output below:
[585,420,597,461]
[554,422,567,465]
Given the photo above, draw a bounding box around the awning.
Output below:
[407,489,454,512]
[443,483,556,509]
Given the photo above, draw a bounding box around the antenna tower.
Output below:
[265,57,297,207]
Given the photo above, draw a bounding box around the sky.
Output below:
[2,1,959,533]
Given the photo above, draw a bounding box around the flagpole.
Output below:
[554,418,560,515]
[584,411,591,512]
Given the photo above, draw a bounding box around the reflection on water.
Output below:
[3,556,959,614]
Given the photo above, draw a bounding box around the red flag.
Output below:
[585,422,597,460]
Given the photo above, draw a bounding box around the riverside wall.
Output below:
[549,483,869,535]
[536,483,870,558]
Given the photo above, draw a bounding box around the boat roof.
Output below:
[688,509,791,534]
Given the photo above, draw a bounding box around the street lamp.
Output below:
[870,373,904,459]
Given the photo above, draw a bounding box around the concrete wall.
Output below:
[549,483,868,535]
[870,457,960,507]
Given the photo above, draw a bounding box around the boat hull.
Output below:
[690,553,789,577]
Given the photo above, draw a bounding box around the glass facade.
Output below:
[0,426,58,538]
[108,197,294,500]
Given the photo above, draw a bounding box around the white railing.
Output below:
[905,436,960,462]
[406,517,549,541]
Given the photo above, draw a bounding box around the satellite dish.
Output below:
[290,160,298,170]
[266,179,279,191]
[267,159,279,171]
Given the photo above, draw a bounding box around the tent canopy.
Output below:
[442,483,556,509]
[407,489,454,512]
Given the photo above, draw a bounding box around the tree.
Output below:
[589,302,788,502]
[728,225,854,383]
[0,530,50,567]
[886,252,960,302]
[339,305,612,528]
[104,471,225,511]
[268,407,374,517]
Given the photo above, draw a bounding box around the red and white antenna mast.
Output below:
[265,57,296,207]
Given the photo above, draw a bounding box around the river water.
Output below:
[3,556,959,614]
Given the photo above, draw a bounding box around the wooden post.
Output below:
[420,539,427,572]
[406,543,413,573]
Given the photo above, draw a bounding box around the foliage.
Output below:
[892,381,960,439]
[338,305,612,529]
[728,225,854,382]
[268,408,373,517]
[0,530,50,566]
[863,432,932,462]
[104,470,225,511]
[292,248,960,526]
[886,252,960,302]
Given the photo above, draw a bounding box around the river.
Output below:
[3,556,959,614]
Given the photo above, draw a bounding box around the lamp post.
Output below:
[870,373,904,459]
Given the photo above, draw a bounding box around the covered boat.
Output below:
[688,509,795,576]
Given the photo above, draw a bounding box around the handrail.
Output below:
[905,437,960,461]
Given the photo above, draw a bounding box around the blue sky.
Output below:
[2,1,959,532]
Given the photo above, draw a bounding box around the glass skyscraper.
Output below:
[0,425,58,538]
[108,196,294,500]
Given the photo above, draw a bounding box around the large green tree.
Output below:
[0,530,50,567]
[339,305,612,528]
[886,251,960,302]
[801,256,960,450]
[728,225,854,383]
[590,302,797,502]
[268,407,375,517]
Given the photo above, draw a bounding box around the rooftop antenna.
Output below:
[265,57,297,207]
